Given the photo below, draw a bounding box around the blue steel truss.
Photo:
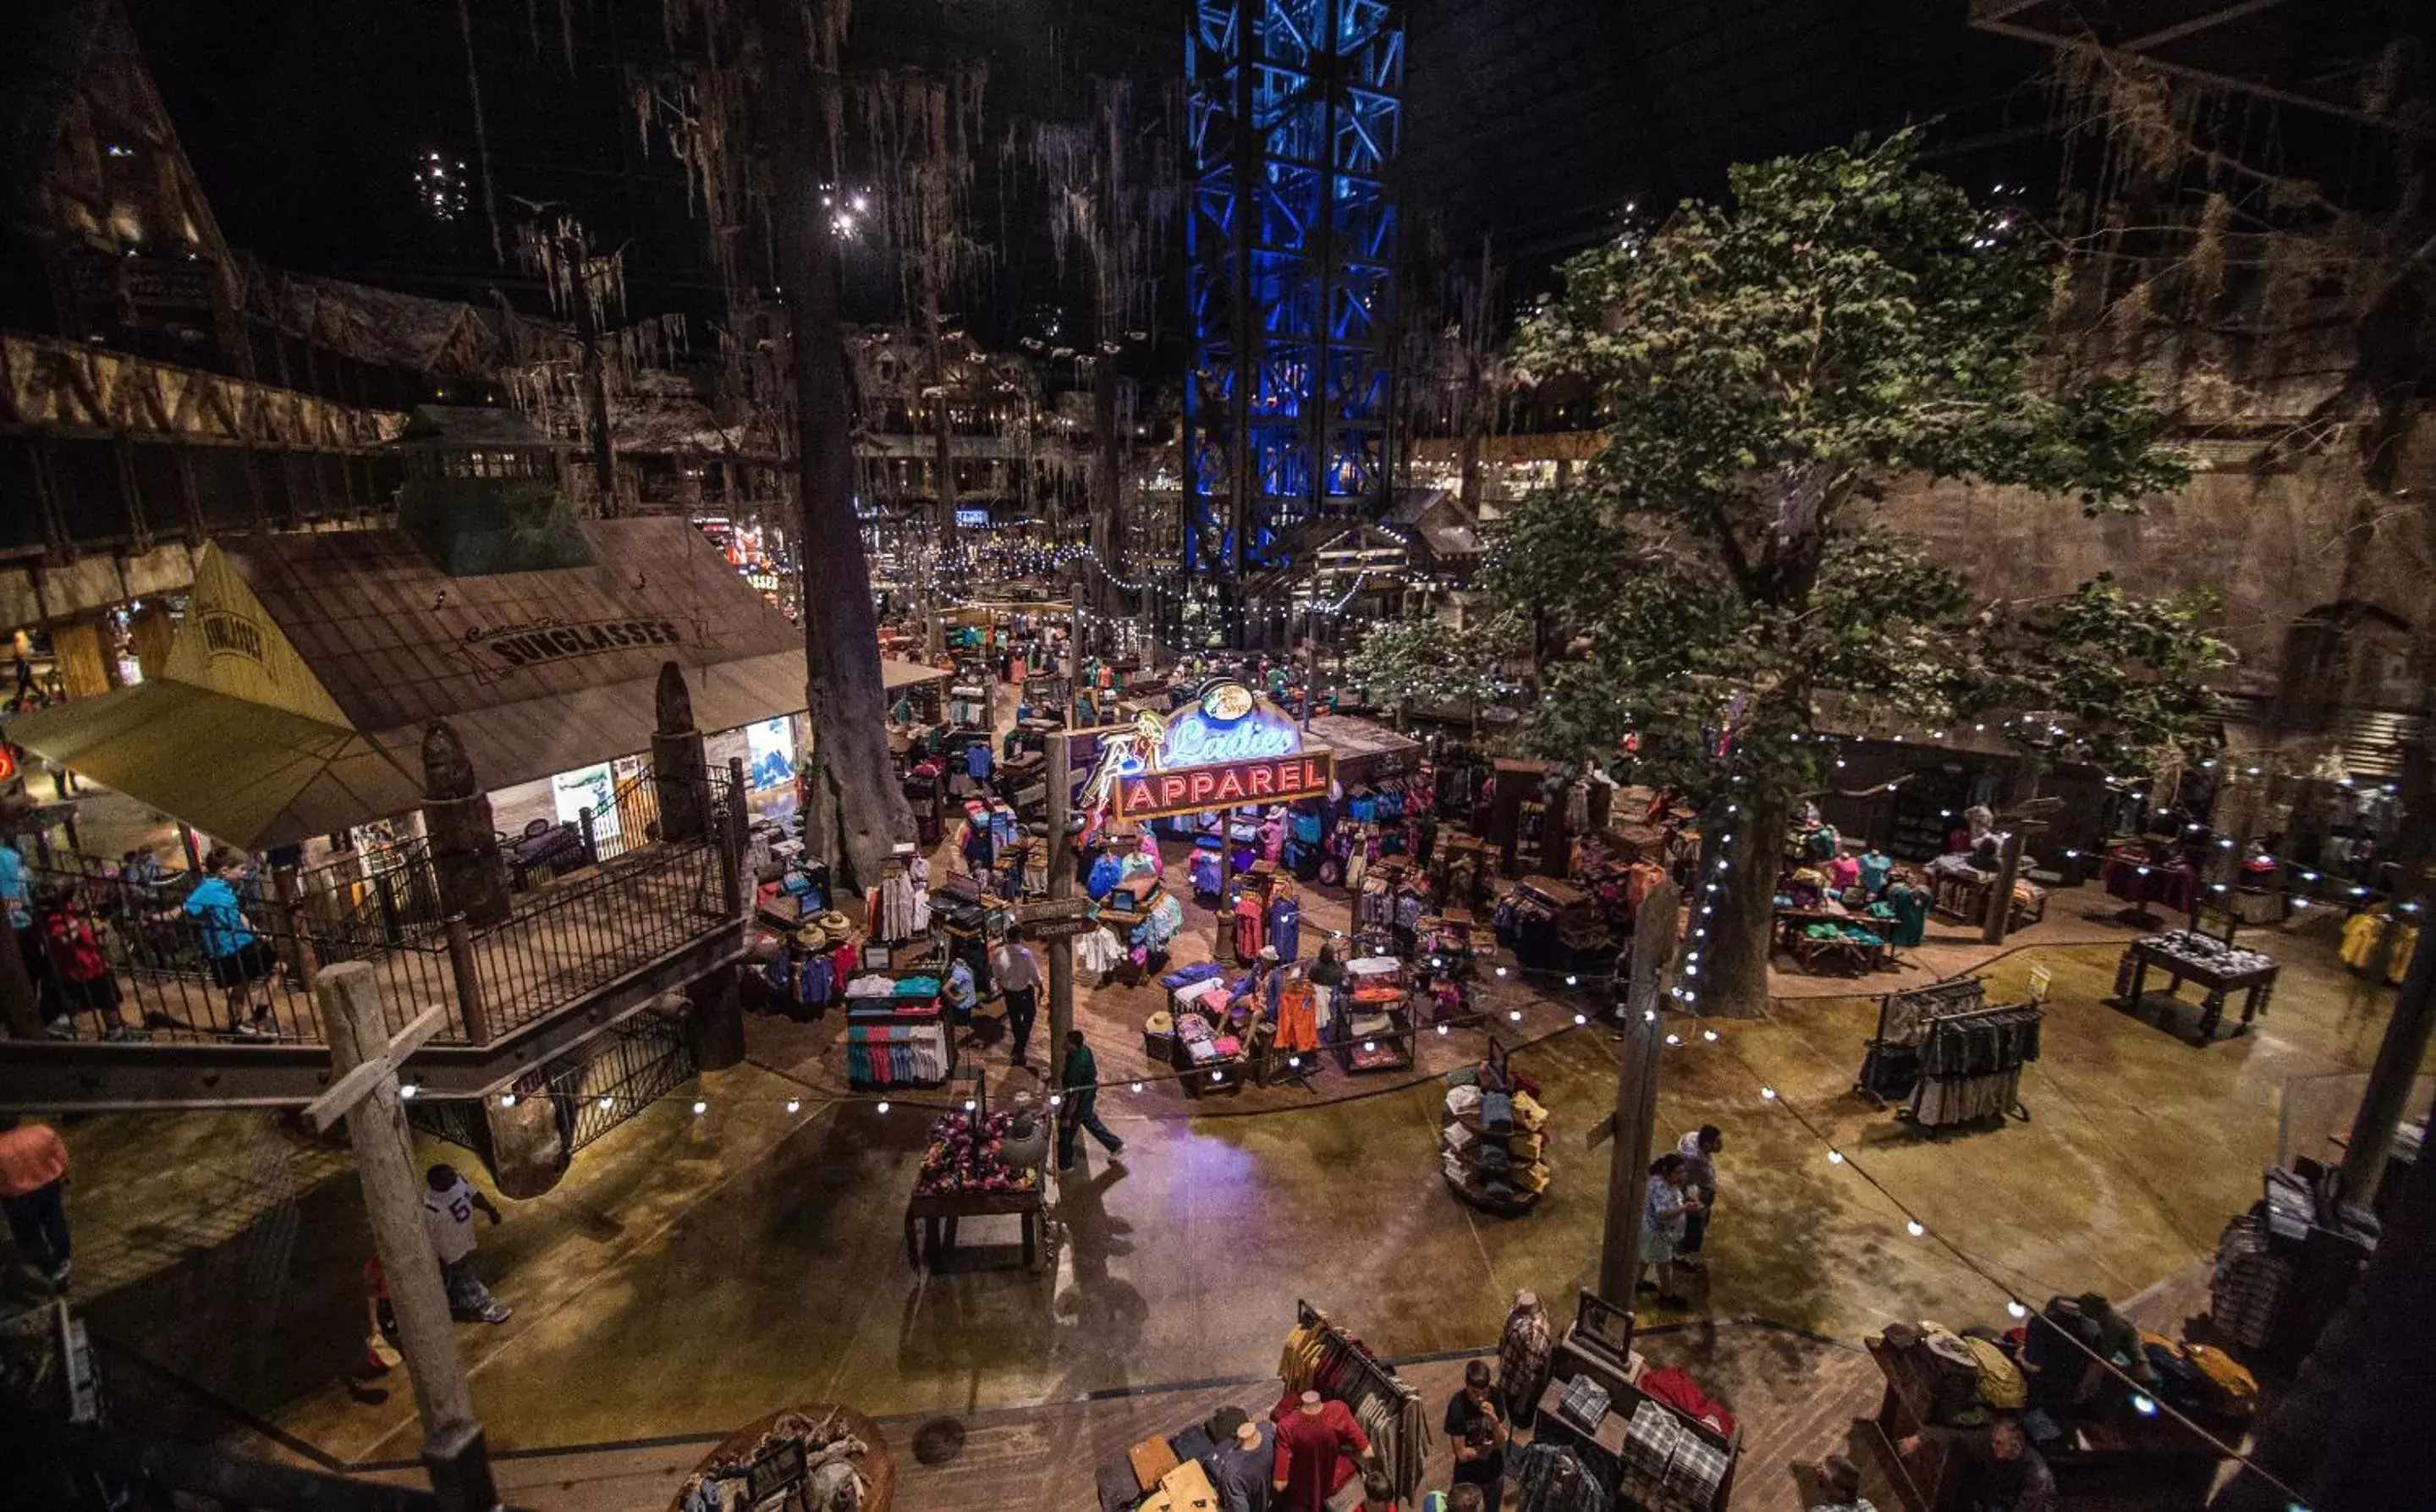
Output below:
[1185,0,1404,590]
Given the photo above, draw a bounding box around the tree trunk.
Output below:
[1701,786,1784,1021]
[568,234,619,519]
[763,0,913,890]
[1092,356,1124,631]
[2215,1107,2436,1512]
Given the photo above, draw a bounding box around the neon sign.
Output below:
[1078,680,1326,829]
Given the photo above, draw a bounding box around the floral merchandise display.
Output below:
[915,1109,1041,1197]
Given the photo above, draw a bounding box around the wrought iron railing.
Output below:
[19,760,745,1049]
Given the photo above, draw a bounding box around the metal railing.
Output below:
[18,761,744,1049]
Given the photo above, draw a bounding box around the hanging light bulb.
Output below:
[2130,1393,2158,1417]
[2006,1300,2027,1319]
[596,1095,613,1109]
[1702,1029,1718,1042]
[963,1098,977,1113]
[692,1100,708,1116]
[1131,1081,1144,1093]
[1664,1033,1681,1046]
[1509,1009,1524,1022]
[1574,1013,1587,1025]
[877,1100,891,1114]
[1827,1149,1845,1164]
[498,1093,517,1108]
[785,1098,802,1114]
[1760,1086,1777,1100]
[1905,1219,1925,1237]
[1438,1024,1451,1036]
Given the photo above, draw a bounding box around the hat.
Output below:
[1260,946,1280,963]
[813,911,851,935]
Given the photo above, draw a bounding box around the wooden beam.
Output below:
[2121,0,2295,53]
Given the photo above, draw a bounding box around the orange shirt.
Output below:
[0,1124,69,1196]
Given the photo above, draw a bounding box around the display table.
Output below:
[1773,909,1890,974]
[904,1186,1043,1269]
[1861,1337,2219,1511]
[2109,932,2279,1041]
[670,1403,894,1512]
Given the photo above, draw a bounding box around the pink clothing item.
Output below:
[0,1124,69,1197]
[1828,855,1861,891]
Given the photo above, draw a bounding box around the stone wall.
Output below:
[1864,404,2435,711]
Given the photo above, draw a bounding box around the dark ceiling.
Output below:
[110,0,2048,331]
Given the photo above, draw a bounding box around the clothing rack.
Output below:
[1909,999,2041,1129]
[1855,976,1985,1107]
[1287,1302,1432,1498]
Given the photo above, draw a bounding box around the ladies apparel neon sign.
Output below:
[1158,707,1300,767]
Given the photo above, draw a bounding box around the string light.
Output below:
[691,1100,708,1116]
[1827,1148,1845,1164]
[785,1098,802,1114]
[876,1100,891,1114]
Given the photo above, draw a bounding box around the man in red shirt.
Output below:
[0,1114,73,1290]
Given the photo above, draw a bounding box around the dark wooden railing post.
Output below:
[578,807,599,867]
[718,757,748,918]
[446,914,492,1045]
[272,862,321,991]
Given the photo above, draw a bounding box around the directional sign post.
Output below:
[311,965,498,1512]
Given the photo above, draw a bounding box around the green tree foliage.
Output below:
[1345,614,1513,721]
[1494,129,2213,1014]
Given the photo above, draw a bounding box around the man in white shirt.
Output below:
[422,1163,511,1323]
[995,929,1043,1068]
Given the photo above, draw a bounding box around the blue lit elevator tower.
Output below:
[1185,0,1404,608]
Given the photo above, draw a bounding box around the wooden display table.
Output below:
[1774,909,1890,974]
[2109,935,2279,1041]
[671,1403,894,1512]
[904,1185,1043,1269]
[1861,1337,2219,1511]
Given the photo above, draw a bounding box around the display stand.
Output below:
[1927,868,2046,929]
[1535,1294,1740,1512]
[2109,929,2279,1041]
[669,1404,893,1512]
[1163,969,1248,1095]
[1279,1302,1432,1500]
[1856,979,1983,1107]
[903,1095,1044,1270]
[1441,1035,1549,1214]
[1773,906,1891,975]
[1339,955,1413,1074]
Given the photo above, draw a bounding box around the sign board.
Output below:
[1083,678,1334,822]
[2026,963,2052,1004]
[1113,754,1333,820]
[1017,897,1103,939]
[744,1438,807,1504]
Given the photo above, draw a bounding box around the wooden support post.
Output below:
[312,964,497,1512]
[1982,828,2024,945]
[1047,731,1076,1062]
[2340,923,2436,1204]
[0,911,44,1039]
[1600,881,1680,1305]
[271,863,321,990]
[445,915,491,1046]
[720,757,749,919]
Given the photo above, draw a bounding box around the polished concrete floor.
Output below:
[18,903,2421,1508]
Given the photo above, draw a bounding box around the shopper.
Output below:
[1420,1486,1484,1512]
[1900,1418,2054,1512]
[943,954,977,1027]
[1805,1455,1877,1512]
[184,855,277,1036]
[1358,1469,1400,1512]
[38,889,127,1037]
[1202,1409,1277,1512]
[995,928,1042,1068]
[0,1114,72,1290]
[421,1163,512,1323]
[1673,1125,1724,1268]
[1443,1360,1509,1512]
[1306,943,1344,1028]
[1056,1029,1125,1170]
[1639,1152,1702,1307]
[1,835,43,1010]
